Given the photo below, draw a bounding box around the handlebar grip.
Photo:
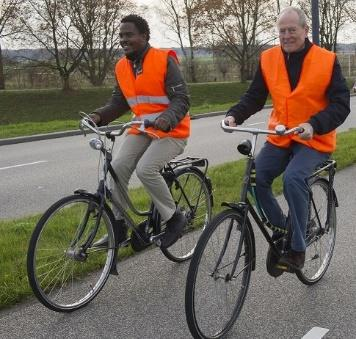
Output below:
[144,119,155,129]
[222,120,233,133]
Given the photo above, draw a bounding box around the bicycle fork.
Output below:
[211,206,250,282]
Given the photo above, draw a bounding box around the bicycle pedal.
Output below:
[149,233,163,247]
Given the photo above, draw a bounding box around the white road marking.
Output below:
[0,160,48,171]
[302,327,329,339]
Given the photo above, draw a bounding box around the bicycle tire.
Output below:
[27,194,116,312]
[161,167,212,262]
[185,209,254,339]
[296,178,336,285]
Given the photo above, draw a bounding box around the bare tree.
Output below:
[21,0,84,91]
[158,0,202,82]
[198,0,275,82]
[347,1,356,22]
[0,0,25,89]
[275,0,296,14]
[69,0,133,87]
[299,0,354,51]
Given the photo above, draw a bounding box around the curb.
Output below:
[0,110,239,146]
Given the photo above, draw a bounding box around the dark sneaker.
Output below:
[266,236,285,278]
[278,249,305,271]
[160,210,187,248]
[92,220,128,248]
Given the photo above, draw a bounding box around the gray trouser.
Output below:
[110,134,187,222]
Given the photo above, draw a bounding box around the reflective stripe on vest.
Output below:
[260,44,336,153]
[126,95,170,107]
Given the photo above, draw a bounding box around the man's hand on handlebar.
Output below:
[298,122,313,140]
[154,117,171,132]
[224,116,237,127]
[89,113,102,126]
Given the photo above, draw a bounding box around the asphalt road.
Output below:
[0,98,355,338]
[1,96,356,220]
[0,165,355,338]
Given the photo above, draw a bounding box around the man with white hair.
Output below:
[225,7,350,271]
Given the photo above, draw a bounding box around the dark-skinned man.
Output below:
[91,14,190,249]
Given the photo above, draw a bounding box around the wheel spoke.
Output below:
[297,179,336,284]
[186,210,253,338]
[27,195,115,311]
[162,169,212,262]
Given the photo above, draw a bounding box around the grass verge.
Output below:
[0,128,356,309]
[0,82,248,138]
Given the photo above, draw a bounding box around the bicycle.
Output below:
[27,114,213,312]
[185,120,337,339]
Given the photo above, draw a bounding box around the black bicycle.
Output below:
[185,120,337,339]
[27,114,213,312]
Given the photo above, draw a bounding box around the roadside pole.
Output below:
[311,0,320,45]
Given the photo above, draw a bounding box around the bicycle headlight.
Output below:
[89,138,103,150]
[237,139,252,155]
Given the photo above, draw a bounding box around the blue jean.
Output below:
[255,142,329,251]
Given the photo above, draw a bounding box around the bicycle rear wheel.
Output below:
[161,167,212,262]
[185,209,254,339]
[27,194,115,312]
[296,178,336,285]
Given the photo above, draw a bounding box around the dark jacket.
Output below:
[94,44,190,128]
[226,39,350,135]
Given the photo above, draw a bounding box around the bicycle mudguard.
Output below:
[72,190,119,276]
[309,176,339,207]
[221,202,256,271]
[312,177,339,208]
[74,189,98,200]
[173,166,214,207]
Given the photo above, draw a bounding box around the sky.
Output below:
[134,0,355,47]
[135,0,179,48]
[3,0,355,49]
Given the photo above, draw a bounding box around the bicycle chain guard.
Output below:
[130,221,151,252]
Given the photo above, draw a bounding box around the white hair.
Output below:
[278,6,308,27]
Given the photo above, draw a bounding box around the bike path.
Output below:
[0,165,355,338]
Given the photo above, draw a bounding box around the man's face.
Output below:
[119,22,147,57]
[277,11,308,53]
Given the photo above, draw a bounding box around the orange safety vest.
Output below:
[260,44,336,153]
[115,48,190,138]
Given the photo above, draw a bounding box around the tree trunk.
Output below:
[189,46,197,83]
[189,56,197,83]
[240,59,247,83]
[0,44,5,90]
[62,75,72,92]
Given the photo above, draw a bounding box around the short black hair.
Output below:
[121,14,150,41]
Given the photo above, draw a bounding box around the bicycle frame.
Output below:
[77,115,211,249]
[218,120,330,278]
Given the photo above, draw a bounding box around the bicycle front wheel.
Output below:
[27,194,116,312]
[161,167,212,262]
[185,209,254,339]
[296,178,336,285]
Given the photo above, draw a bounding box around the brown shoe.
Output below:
[278,249,305,271]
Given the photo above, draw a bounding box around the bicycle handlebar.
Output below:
[221,120,304,136]
[79,112,156,138]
